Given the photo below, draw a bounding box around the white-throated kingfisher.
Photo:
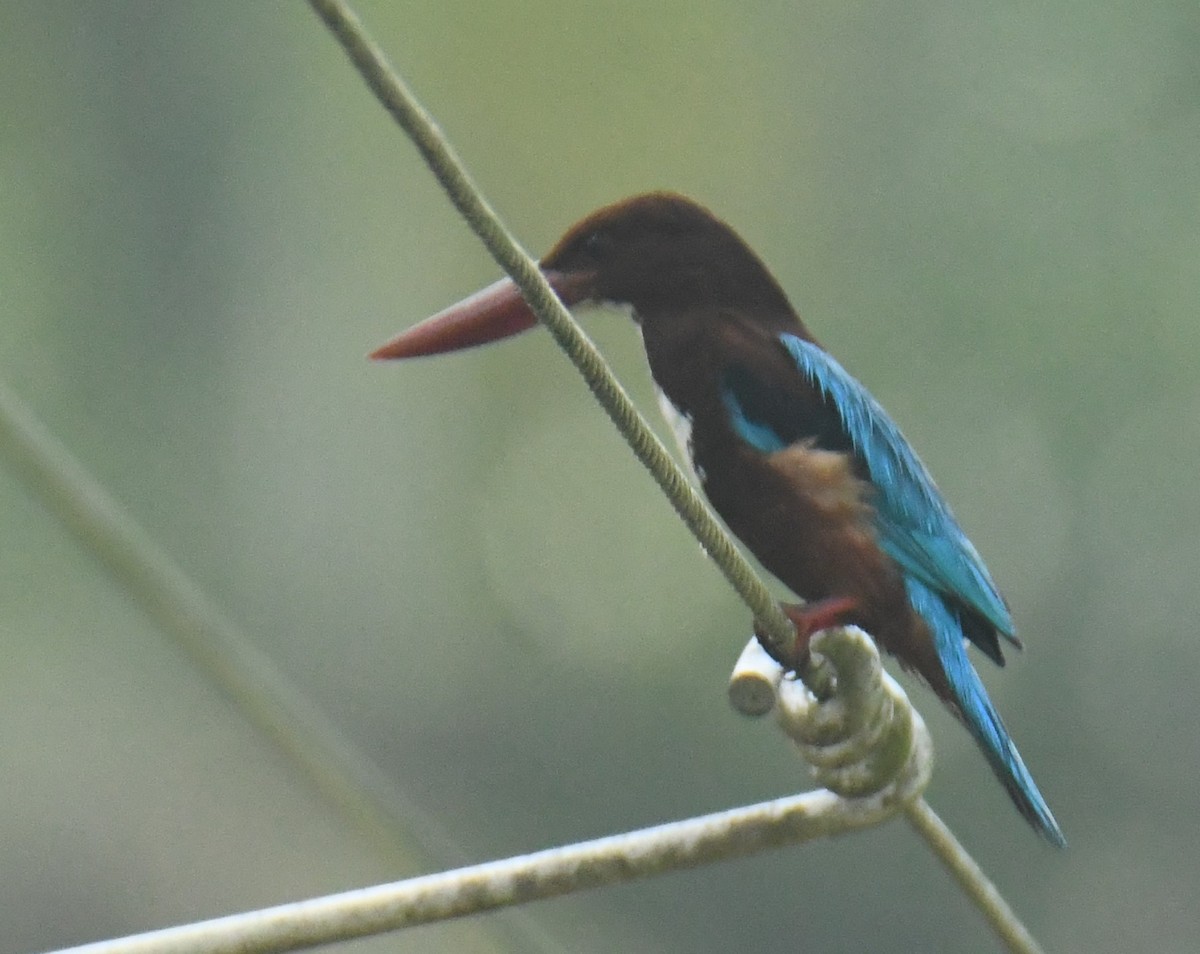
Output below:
[372,193,1065,847]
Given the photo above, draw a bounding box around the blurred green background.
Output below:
[2,1,1198,951]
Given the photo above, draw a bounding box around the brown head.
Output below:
[540,192,792,317]
[371,192,794,360]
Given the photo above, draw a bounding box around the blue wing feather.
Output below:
[775,334,1016,645]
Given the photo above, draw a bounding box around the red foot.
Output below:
[756,596,860,670]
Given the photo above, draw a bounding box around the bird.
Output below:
[371,192,1065,847]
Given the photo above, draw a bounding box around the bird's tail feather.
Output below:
[950,652,1067,847]
[904,577,1066,847]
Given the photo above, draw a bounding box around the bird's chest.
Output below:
[650,360,750,492]
[654,386,705,482]
[640,316,726,483]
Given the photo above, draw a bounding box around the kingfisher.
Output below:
[372,192,1065,847]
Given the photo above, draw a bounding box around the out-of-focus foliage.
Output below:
[2,2,1198,951]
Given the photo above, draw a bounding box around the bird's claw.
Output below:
[755,596,860,671]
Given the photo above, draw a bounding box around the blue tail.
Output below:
[905,577,1066,847]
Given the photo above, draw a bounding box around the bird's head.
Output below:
[371,192,791,360]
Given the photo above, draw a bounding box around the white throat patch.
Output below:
[654,387,705,484]
[631,321,705,484]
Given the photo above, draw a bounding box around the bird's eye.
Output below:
[582,230,614,259]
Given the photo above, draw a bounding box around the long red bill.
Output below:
[370,269,594,360]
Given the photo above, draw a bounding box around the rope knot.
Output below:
[730,626,931,808]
